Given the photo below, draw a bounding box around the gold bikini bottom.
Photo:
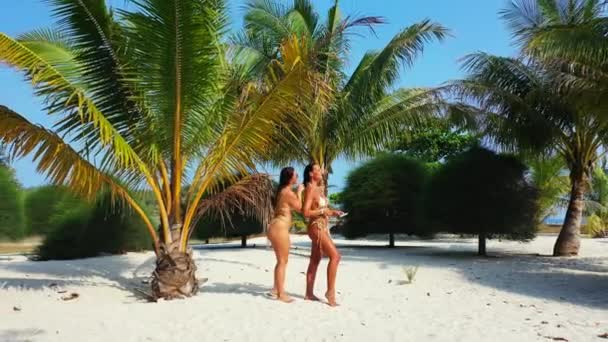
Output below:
[269,215,290,228]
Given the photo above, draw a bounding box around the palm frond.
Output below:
[452,52,570,153]
[0,32,167,235]
[339,88,441,158]
[286,0,319,39]
[345,19,449,103]
[0,105,158,248]
[17,28,83,82]
[125,0,229,157]
[229,30,276,79]
[45,0,143,141]
[0,33,148,173]
[181,36,330,247]
[190,174,274,240]
[243,0,291,44]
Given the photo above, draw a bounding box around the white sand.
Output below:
[1,235,607,342]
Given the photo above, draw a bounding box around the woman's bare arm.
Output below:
[287,188,303,213]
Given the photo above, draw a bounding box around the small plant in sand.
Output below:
[402,266,419,284]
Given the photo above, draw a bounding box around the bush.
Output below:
[341,154,432,246]
[24,185,79,236]
[0,166,25,240]
[292,212,307,233]
[37,193,153,260]
[582,214,608,238]
[426,147,539,255]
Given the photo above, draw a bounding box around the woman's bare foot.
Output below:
[277,294,295,303]
[325,291,339,307]
[304,294,320,301]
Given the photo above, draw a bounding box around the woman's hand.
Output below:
[296,184,305,194]
[325,209,344,217]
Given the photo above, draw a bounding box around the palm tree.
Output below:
[452,52,608,256]
[232,0,449,190]
[499,0,608,255]
[0,0,325,299]
[501,0,608,114]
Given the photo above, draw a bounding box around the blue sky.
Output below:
[0,0,516,192]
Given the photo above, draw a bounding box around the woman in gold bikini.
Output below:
[267,167,304,303]
[302,163,344,307]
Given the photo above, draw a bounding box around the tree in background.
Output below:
[0,0,323,299]
[37,192,153,260]
[194,214,263,247]
[329,192,343,206]
[526,155,569,225]
[234,0,448,192]
[0,165,25,240]
[24,185,80,236]
[495,0,608,255]
[341,154,431,247]
[582,165,608,238]
[452,51,608,256]
[426,148,539,256]
[390,118,477,163]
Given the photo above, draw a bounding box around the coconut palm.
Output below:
[452,52,608,256]
[232,0,449,190]
[501,0,608,121]
[497,0,608,255]
[0,0,325,299]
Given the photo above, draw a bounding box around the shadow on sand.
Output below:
[0,255,156,301]
[200,281,306,300]
[0,329,45,342]
[323,238,608,310]
[1,236,607,309]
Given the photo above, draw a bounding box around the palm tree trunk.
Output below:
[151,239,199,300]
[553,172,585,256]
[478,231,486,256]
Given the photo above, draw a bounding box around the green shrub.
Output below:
[582,214,608,238]
[341,154,432,246]
[24,185,79,236]
[426,147,539,255]
[292,212,307,233]
[0,166,25,240]
[37,193,153,260]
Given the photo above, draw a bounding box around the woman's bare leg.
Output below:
[319,231,341,307]
[268,224,293,303]
[305,226,322,301]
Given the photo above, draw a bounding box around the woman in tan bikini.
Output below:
[302,163,344,307]
[267,167,304,303]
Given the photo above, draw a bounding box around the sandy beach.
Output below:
[1,235,607,342]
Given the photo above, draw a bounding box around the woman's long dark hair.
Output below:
[303,162,318,187]
[274,167,295,206]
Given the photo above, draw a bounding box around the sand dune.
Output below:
[1,235,607,342]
